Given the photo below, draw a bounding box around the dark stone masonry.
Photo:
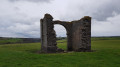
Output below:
[40,14,91,53]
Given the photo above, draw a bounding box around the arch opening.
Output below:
[54,24,67,51]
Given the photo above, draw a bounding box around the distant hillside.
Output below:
[1,36,120,45]
[0,37,40,45]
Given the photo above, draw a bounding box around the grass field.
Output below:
[0,37,120,67]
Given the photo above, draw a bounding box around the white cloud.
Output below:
[92,14,120,36]
[8,0,52,3]
[61,0,120,21]
[0,0,120,38]
[54,25,67,37]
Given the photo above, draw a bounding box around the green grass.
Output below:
[91,37,120,41]
[0,38,120,67]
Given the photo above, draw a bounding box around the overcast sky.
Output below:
[0,0,120,38]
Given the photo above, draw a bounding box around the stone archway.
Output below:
[54,24,67,51]
[40,14,91,53]
[53,22,73,51]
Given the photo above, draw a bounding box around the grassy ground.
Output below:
[0,38,120,67]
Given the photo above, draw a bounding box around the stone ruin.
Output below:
[40,14,91,53]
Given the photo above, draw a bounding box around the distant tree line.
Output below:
[1,36,120,45]
[57,37,67,40]
[0,37,40,45]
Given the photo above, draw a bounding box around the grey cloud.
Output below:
[0,0,120,38]
[0,14,40,38]
[91,14,120,36]
[15,32,37,38]
[8,0,52,3]
[64,0,120,21]
[92,0,120,21]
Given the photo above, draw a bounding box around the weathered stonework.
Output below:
[40,14,91,53]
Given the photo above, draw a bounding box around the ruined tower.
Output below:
[40,14,91,53]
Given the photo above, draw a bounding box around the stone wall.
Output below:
[40,14,91,53]
[40,14,57,53]
[72,17,91,51]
